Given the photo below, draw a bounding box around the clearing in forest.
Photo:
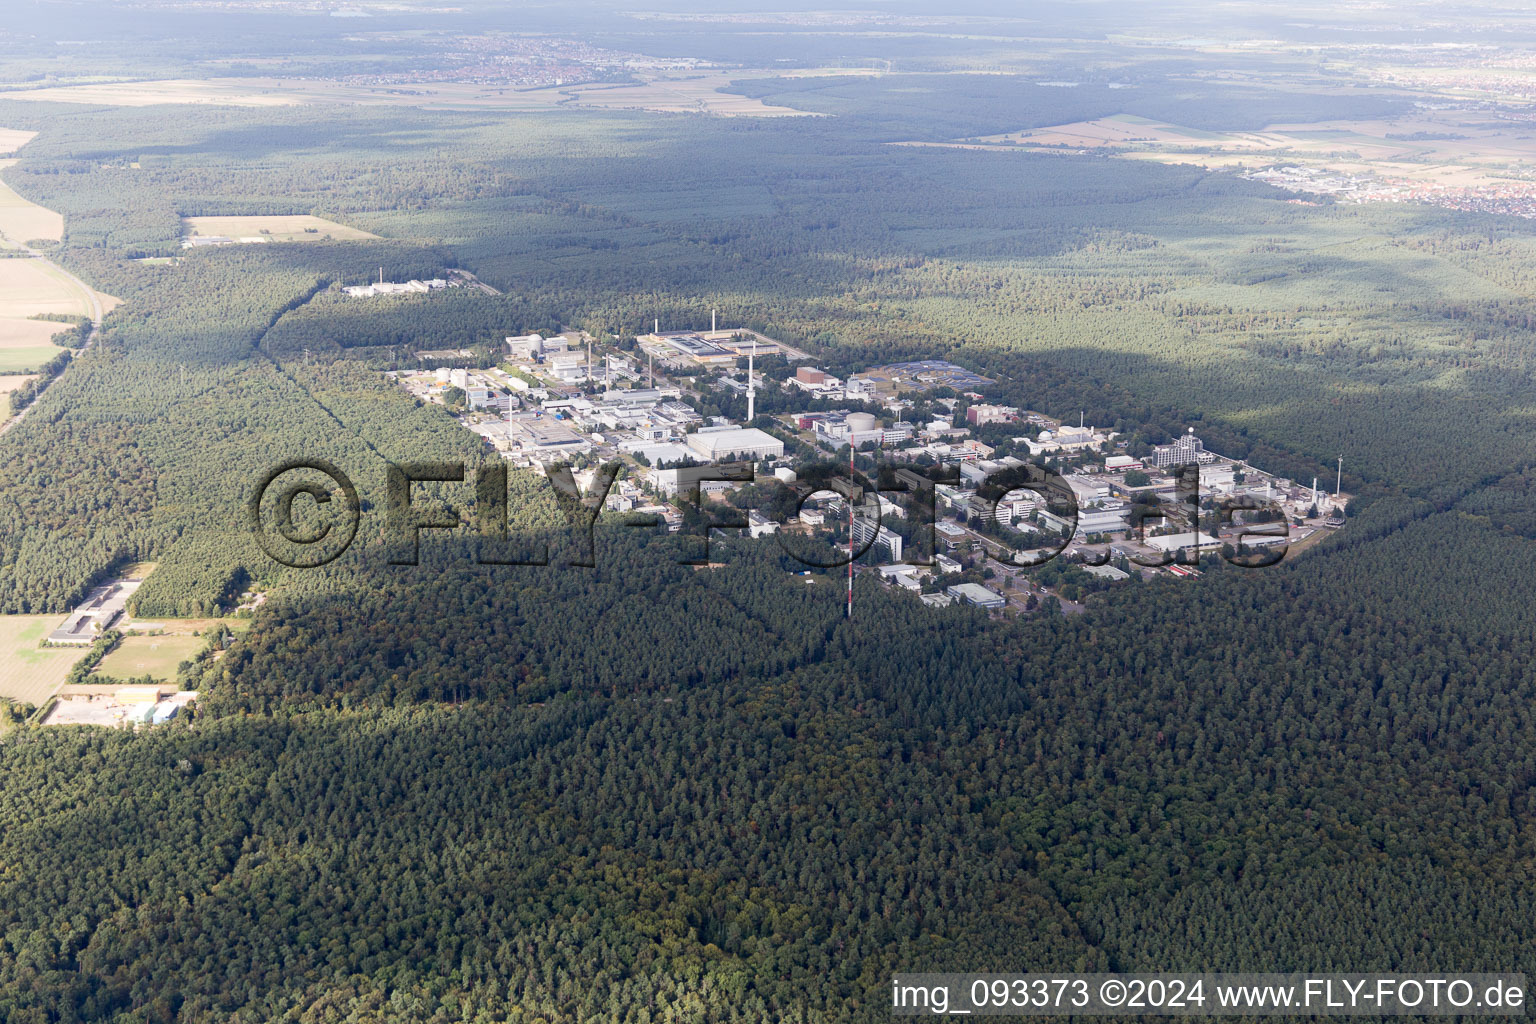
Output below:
[93,635,204,681]
[181,214,379,242]
[94,617,251,681]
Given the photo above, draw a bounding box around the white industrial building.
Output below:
[1077,505,1130,534]
[947,582,1006,609]
[685,426,785,462]
[1065,475,1111,504]
[506,333,545,360]
[344,278,446,298]
[546,352,591,383]
[1144,531,1222,554]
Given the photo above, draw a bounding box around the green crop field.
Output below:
[92,633,203,680]
[0,615,83,705]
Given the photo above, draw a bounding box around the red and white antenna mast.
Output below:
[847,443,855,620]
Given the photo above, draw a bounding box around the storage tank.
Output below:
[846,412,878,432]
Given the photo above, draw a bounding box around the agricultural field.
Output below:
[972,114,1232,149]
[0,261,104,318]
[0,159,64,247]
[0,615,84,705]
[945,109,1536,194]
[0,129,37,156]
[0,373,38,411]
[1,73,814,116]
[0,321,71,373]
[181,214,379,243]
[0,261,112,370]
[0,78,314,108]
[0,373,37,395]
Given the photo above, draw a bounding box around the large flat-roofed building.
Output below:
[685,426,785,462]
[600,387,680,408]
[1144,531,1222,554]
[851,360,994,397]
[967,403,1017,426]
[628,442,696,466]
[506,416,591,453]
[1077,508,1130,534]
[640,332,738,366]
[947,582,1006,609]
[546,352,591,383]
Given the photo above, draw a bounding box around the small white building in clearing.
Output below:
[747,510,779,538]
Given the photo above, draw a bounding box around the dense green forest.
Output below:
[0,42,1535,1022]
[1,501,1534,1021]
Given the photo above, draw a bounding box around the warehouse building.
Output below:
[685,426,785,462]
[946,582,1007,609]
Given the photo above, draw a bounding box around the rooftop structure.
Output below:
[506,416,590,453]
[947,582,1007,609]
[747,510,779,538]
[1143,531,1222,553]
[967,404,1017,426]
[344,278,447,298]
[639,331,738,366]
[48,580,142,645]
[851,360,994,396]
[684,426,785,462]
[505,333,545,360]
[1151,429,1216,468]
